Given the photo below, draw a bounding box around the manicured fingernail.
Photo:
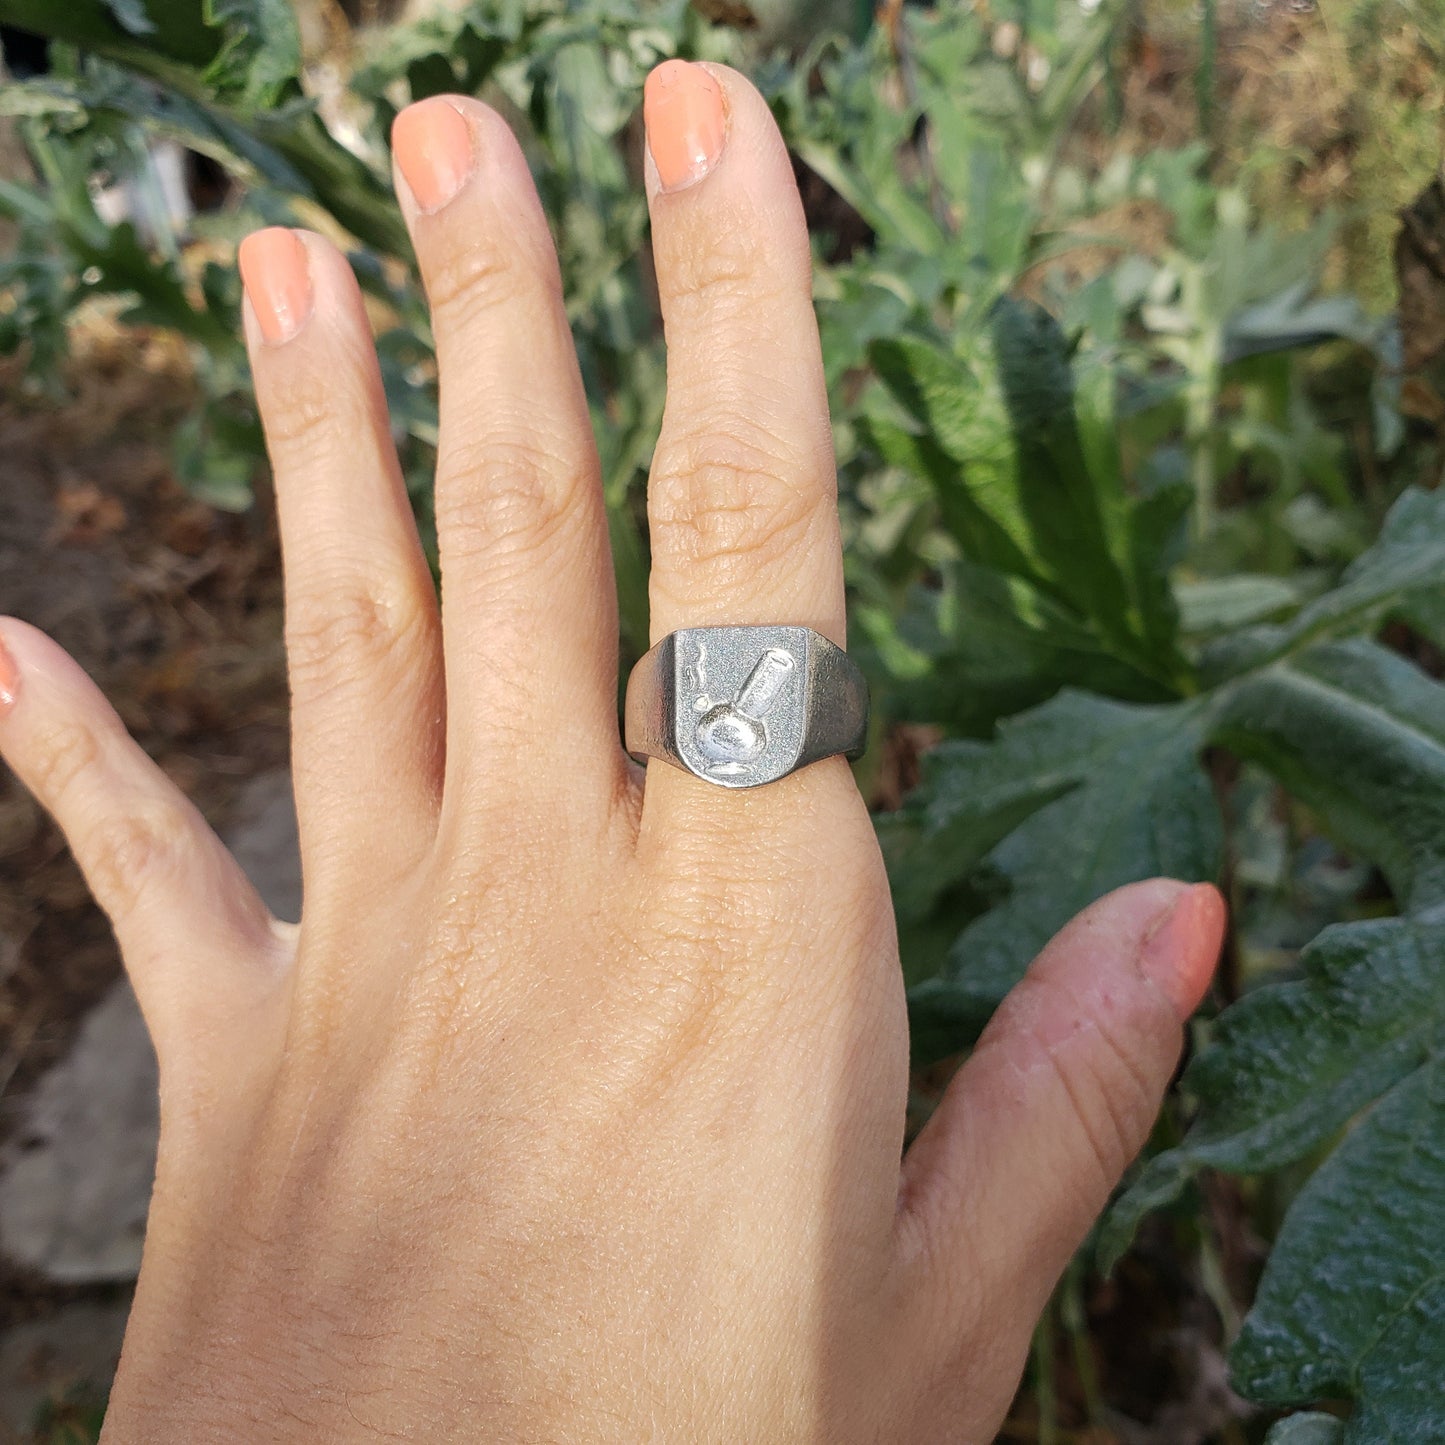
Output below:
[392,97,474,213]
[237,228,312,345]
[0,631,18,714]
[1139,883,1227,1021]
[644,60,726,193]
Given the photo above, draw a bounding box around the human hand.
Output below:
[0,62,1224,1442]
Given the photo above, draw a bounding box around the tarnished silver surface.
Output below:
[625,625,869,788]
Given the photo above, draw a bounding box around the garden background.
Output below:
[0,0,1442,1440]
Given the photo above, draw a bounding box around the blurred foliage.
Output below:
[0,0,1442,1438]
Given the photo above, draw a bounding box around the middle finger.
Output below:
[392,97,626,827]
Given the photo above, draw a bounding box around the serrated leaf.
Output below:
[902,691,1221,1054]
[1101,913,1445,1266]
[1094,638,1445,1435]
[1231,1060,1445,1437]
[1278,486,1445,649]
[203,0,302,107]
[871,302,1141,644]
[859,411,1047,588]
[1105,642,1445,1242]
[987,298,1134,636]
[869,333,1038,568]
[1120,465,1192,671]
[1212,641,1445,912]
[869,301,1187,689]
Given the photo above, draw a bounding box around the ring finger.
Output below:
[638,63,850,841]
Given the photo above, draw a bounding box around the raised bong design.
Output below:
[694,648,796,773]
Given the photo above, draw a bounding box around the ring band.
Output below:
[624,625,869,789]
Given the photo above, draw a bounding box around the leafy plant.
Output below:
[882,307,1445,1435]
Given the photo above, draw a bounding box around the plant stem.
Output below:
[1033,1302,1059,1445]
[1061,1257,1104,1427]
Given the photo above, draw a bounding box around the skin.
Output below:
[0,67,1224,1443]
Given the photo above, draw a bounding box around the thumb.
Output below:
[897,879,1225,1356]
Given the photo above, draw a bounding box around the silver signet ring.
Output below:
[624,625,869,789]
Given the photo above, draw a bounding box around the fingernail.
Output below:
[237,228,312,345]
[644,60,726,193]
[392,97,474,213]
[0,631,18,714]
[1139,884,1227,1021]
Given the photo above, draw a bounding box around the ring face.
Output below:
[675,626,807,787]
[625,625,868,789]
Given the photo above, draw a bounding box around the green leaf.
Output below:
[1232,1060,1445,1438]
[1175,574,1306,635]
[987,297,1134,639]
[101,0,155,37]
[1205,487,1445,678]
[1101,913,1445,1266]
[873,558,1176,734]
[1212,642,1445,913]
[859,413,1052,589]
[1095,642,1445,1435]
[901,690,1221,1055]
[202,0,302,108]
[1264,1415,1346,1445]
[869,334,1042,575]
[869,302,1183,688]
[1103,639,1445,1204]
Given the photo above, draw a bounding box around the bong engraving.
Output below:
[693,648,795,774]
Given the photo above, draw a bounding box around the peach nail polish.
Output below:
[392,98,474,213]
[1139,883,1227,1021]
[0,631,18,713]
[644,60,726,193]
[237,229,312,345]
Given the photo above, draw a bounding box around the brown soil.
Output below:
[0,313,289,1344]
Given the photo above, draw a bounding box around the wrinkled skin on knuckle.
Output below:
[425,228,558,333]
[28,717,103,802]
[665,222,795,319]
[435,432,588,570]
[650,429,824,574]
[262,364,372,462]
[285,582,428,706]
[85,796,196,923]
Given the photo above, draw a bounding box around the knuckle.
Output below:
[651,432,822,571]
[436,434,583,565]
[85,798,194,919]
[261,369,362,461]
[425,233,552,329]
[665,228,785,316]
[28,720,103,802]
[286,582,428,703]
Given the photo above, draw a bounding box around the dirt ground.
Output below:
[0,314,289,1436]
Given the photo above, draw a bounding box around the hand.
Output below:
[0,63,1224,1443]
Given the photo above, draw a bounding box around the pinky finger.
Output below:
[0,618,289,1065]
